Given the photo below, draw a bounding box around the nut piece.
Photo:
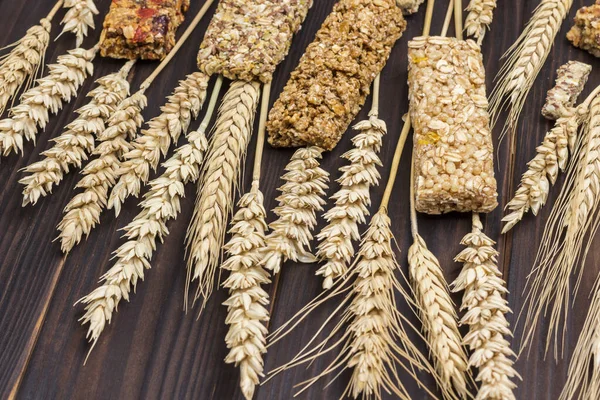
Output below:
[267,0,406,151]
[396,0,425,14]
[408,36,498,214]
[542,61,592,120]
[99,0,189,60]
[567,1,600,57]
[197,0,312,83]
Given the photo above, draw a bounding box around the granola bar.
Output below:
[267,0,406,151]
[567,1,600,57]
[396,0,425,14]
[99,0,189,60]
[408,36,498,214]
[542,61,592,120]
[197,0,312,83]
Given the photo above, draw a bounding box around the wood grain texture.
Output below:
[0,0,598,398]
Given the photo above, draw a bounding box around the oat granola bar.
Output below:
[567,0,600,57]
[99,0,189,60]
[267,0,406,151]
[542,61,592,120]
[396,0,425,14]
[197,0,312,83]
[408,36,498,214]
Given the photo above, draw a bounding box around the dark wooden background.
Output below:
[1,0,598,399]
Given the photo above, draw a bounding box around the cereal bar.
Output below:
[542,61,592,120]
[396,0,425,14]
[567,1,600,57]
[99,0,189,60]
[267,0,406,151]
[197,0,312,83]
[408,36,498,214]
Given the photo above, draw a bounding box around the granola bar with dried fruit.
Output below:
[267,0,406,151]
[396,0,425,14]
[408,36,498,214]
[99,0,189,60]
[197,0,312,83]
[542,61,592,120]
[567,0,600,57]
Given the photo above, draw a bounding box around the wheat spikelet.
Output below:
[408,234,470,398]
[262,146,329,275]
[57,90,147,254]
[0,46,97,157]
[502,107,585,233]
[222,181,270,400]
[465,0,497,43]
[559,280,600,400]
[108,72,210,217]
[452,215,518,400]
[489,0,573,139]
[0,21,50,116]
[519,94,600,356]
[315,116,385,290]
[20,63,133,206]
[186,80,261,308]
[61,0,99,47]
[77,127,209,358]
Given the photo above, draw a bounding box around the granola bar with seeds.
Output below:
[542,61,592,120]
[99,0,189,60]
[266,0,406,151]
[408,36,498,214]
[567,1,600,57]
[197,0,312,83]
[396,0,425,14]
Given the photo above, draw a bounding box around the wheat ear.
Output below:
[222,82,271,400]
[315,75,386,290]
[262,146,329,275]
[57,89,147,253]
[0,45,97,157]
[0,0,63,116]
[76,78,222,360]
[452,213,519,400]
[20,61,134,206]
[108,72,210,216]
[489,0,573,140]
[186,80,261,309]
[464,0,497,44]
[559,280,600,400]
[519,92,600,357]
[60,0,99,47]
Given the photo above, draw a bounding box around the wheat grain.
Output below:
[452,214,518,400]
[502,107,585,233]
[408,233,470,398]
[186,80,261,308]
[222,181,270,400]
[61,0,98,47]
[315,116,384,290]
[77,126,210,359]
[20,62,133,206]
[108,72,211,217]
[489,0,573,140]
[57,90,147,254]
[262,146,329,275]
[465,0,497,44]
[0,46,97,157]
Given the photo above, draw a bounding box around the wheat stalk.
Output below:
[559,280,600,400]
[186,80,261,309]
[57,90,147,254]
[20,62,134,206]
[60,0,98,47]
[0,46,97,157]
[519,93,600,357]
[489,0,573,140]
[77,78,222,360]
[452,214,518,400]
[108,72,211,217]
[465,0,497,44]
[262,146,329,275]
[316,101,386,290]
